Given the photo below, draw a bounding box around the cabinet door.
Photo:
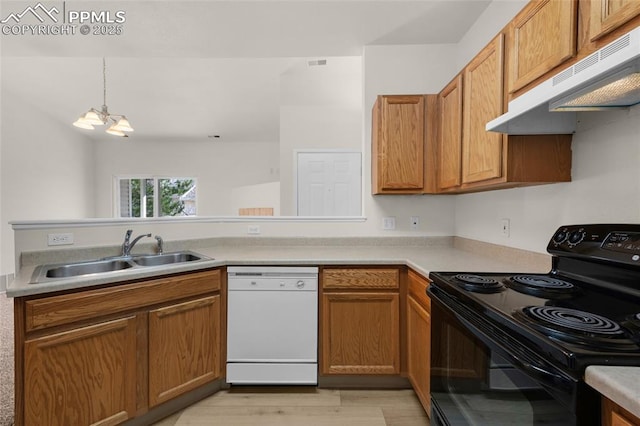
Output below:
[407,296,431,415]
[322,292,400,375]
[603,396,640,426]
[148,295,221,407]
[372,95,425,193]
[589,0,640,41]
[438,74,463,190]
[24,317,137,426]
[462,34,505,184]
[509,0,577,93]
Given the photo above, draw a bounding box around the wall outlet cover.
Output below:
[501,218,510,237]
[48,233,74,246]
[247,225,261,235]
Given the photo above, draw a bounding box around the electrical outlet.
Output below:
[247,225,261,235]
[48,233,74,246]
[382,217,396,230]
[410,216,420,231]
[501,219,510,237]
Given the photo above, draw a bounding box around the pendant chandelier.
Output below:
[73,58,134,137]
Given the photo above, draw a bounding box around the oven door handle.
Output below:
[510,353,569,386]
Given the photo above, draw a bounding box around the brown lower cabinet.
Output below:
[15,269,223,426]
[148,295,221,407]
[321,267,401,375]
[603,396,640,426]
[17,265,439,425]
[24,316,138,426]
[406,269,431,415]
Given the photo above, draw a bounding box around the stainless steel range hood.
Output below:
[487,27,640,135]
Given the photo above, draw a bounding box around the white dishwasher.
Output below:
[226,266,318,385]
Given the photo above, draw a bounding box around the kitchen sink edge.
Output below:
[10,252,222,297]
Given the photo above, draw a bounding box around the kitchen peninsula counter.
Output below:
[7,236,550,297]
[586,366,640,420]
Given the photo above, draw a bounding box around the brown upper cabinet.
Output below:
[438,74,463,191]
[437,34,573,193]
[510,0,640,99]
[588,0,640,42]
[507,0,578,94]
[462,34,505,185]
[372,95,437,194]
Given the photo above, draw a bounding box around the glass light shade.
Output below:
[106,125,126,136]
[83,110,105,125]
[112,117,134,132]
[72,118,94,130]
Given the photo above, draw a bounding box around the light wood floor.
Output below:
[152,388,430,426]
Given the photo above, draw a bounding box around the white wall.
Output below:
[456,0,528,69]
[452,0,640,254]
[279,57,363,215]
[1,91,95,275]
[230,181,281,216]
[456,106,640,253]
[93,139,280,217]
[363,44,459,237]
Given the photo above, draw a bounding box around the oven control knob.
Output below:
[552,228,569,244]
[568,230,585,246]
[296,280,305,289]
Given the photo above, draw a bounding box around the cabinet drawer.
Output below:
[408,269,431,313]
[322,268,400,290]
[25,269,221,332]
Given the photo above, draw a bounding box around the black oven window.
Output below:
[430,297,579,426]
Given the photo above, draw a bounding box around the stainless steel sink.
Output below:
[30,251,210,283]
[131,251,206,267]
[39,258,136,280]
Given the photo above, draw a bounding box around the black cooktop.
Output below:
[429,270,640,372]
[430,224,640,373]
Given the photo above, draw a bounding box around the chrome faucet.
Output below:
[122,229,152,256]
[154,235,164,254]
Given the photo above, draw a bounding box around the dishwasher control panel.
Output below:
[227,266,318,291]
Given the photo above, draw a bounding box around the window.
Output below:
[117,177,196,218]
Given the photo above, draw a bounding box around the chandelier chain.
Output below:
[103,57,107,108]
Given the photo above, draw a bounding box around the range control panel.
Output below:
[547,224,640,266]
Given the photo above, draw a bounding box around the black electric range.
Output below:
[428,224,640,426]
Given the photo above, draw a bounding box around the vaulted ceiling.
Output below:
[1,0,492,142]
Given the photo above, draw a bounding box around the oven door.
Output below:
[428,285,599,426]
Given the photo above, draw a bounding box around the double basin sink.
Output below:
[31,251,210,284]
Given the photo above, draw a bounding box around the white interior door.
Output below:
[296,151,361,216]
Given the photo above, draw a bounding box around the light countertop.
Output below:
[586,366,640,419]
[7,237,549,297]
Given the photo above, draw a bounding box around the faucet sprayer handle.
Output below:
[155,235,164,254]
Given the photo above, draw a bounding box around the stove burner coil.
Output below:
[514,305,640,351]
[511,275,574,290]
[523,306,623,336]
[453,274,504,293]
[507,275,577,298]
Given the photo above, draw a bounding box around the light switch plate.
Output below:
[382,217,396,230]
